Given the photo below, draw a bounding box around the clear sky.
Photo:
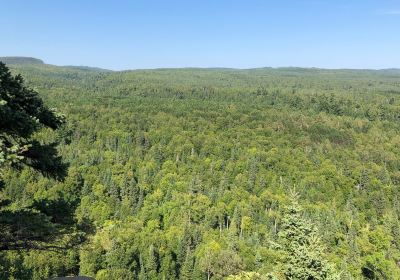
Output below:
[1,0,399,70]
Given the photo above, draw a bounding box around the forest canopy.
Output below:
[1,60,400,279]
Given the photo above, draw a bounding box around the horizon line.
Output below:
[1,56,400,72]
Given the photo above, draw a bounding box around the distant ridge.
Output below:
[0,56,44,65]
[63,65,113,72]
[0,56,112,72]
[0,56,398,72]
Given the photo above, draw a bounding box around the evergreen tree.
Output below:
[0,62,70,251]
[180,250,194,280]
[146,244,158,279]
[277,192,340,280]
[0,62,66,179]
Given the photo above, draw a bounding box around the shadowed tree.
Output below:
[0,62,73,251]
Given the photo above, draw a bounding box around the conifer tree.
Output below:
[0,62,66,180]
[277,192,340,280]
[180,250,194,280]
[0,62,69,250]
[146,244,158,279]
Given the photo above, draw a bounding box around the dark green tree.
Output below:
[0,62,65,177]
[0,62,70,250]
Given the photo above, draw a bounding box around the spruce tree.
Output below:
[277,193,340,280]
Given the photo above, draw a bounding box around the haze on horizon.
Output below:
[1,0,399,70]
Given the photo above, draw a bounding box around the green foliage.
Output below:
[275,193,340,279]
[0,62,65,177]
[1,62,400,279]
[225,271,270,280]
[0,63,79,275]
[361,252,397,279]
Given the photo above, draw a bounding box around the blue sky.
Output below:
[1,0,399,70]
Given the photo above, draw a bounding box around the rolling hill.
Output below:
[1,59,400,279]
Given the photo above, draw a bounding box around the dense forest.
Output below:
[1,60,400,279]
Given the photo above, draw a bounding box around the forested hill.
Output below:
[0,56,112,72]
[0,56,44,65]
[2,62,400,279]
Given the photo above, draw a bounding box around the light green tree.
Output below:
[226,271,269,280]
[276,192,340,280]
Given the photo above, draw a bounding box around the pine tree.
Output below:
[277,193,340,280]
[0,62,65,179]
[180,250,194,280]
[138,254,147,280]
[146,244,158,279]
[0,62,70,251]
